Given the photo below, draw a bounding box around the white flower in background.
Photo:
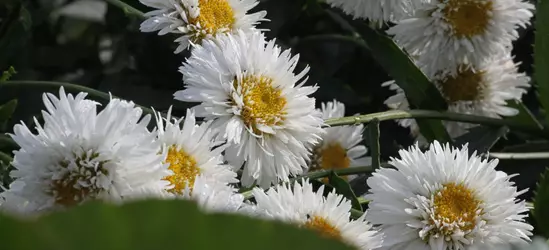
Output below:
[381,81,420,136]
[5,87,169,213]
[365,141,533,249]
[252,180,382,250]
[308,100,370,181]
[471,237,549,250]
[388,0,534,73]
[383,53,530,138]
[325,0,417,24]
[175,31,324,188]
[155,107,237,194]
[139,0,267,53]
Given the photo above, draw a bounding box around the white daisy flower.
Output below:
[471,237,549,250]
[251,180,382,250]
[388,0,534,73]
[383,53,530,138]
[325,0,417,24]
[5,87,169,212]
[154,107,238,194]
[139,0,267,53]
[174,31,325,188]
[365,141,533,249]
[308,100,371,181]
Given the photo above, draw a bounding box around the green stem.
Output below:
[357,197,369,205]
[1,81,156,117]
[350,208,363,219]
[241,165,385,200]
[103,0,145,19]
[325,110,549,138]
[489,152,549,160]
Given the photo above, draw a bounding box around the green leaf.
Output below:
[0,134,18,151]
[0,199,354,250]
[351,21,451,143]
[0,66,17,82]
[535,0,549,127]
[0,4,32,70]
[328,171,362,211]
[534,168,549,238]
[453,126,509,155]
[506,100,544,130]
[0,99,17,129]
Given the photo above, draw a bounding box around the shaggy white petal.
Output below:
[325,0,419,23]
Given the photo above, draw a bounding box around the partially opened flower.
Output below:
[5,87,169,213]
[308,100,370,181]
[139,0,267,53]
[388,0,534,73]
[154,107,237,194]
[175,31,324,188]
[383,53,530,138]
[325,0,417,24]
[365,141,533,249]
[252,180,382,250]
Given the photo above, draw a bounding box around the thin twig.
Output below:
[489,152,549,160]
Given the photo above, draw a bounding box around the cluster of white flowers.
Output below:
[0,0,542,249]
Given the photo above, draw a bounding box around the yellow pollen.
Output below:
[304,216,343,241]
[320,143,351,171]
[438,67,486,104]
[236,75,287,134]
[441,0,493,38]
[192,0,235,34]
[50,152,107,207]
[163,145,200,194]
[432,183,481,233]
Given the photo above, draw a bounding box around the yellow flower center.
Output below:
[192,0,235,34]
[437,67,486,104]
[50,152,108,207]
[163,145,200,194]
[441,0,493,38]
[236,75,287,134]
[431,183,481,234]
[304,215,343,241]
[320,143,351,171]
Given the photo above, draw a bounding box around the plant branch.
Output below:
[103,0,146,19]
[325,110,549,138]
[489,152,549,160]
[1,81,156,117]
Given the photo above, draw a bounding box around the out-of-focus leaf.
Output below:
[328,171,362,211]
[0,99,17,129]
[534,168,549,238]
[351,21,450,143]
[453,126,509,155]
[0,4,32,70]
[535,0,549,126]
[0,66,17,82]
[55,0,108,23]
[507,100,544,129]
[0,200,354,250]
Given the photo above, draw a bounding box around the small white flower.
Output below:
[325,0,418,24]
[139,0,267,53]
[175,31,325,188]
[251,180,382,250]
[5,87,169,213]
[307,100,371,181]
[383,53,530,138]
[365,141,533,249]
[470,236,549,250]
[154,107,238,194]
[388,0,534,73]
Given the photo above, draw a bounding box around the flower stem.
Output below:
[103,0,145,19]
[1,81,156,117]
[325,110,549,138]
[489,152,549,160]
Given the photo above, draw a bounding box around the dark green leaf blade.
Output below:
[535,0,549,126]
[506,100,543,129]
[534,168,549,238]
[351,22,450,143]
[0,99,17,129]
[453,126,509,155]
[328,171,362,211]
[0,199,355,250]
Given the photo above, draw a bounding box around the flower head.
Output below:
[252,180,382,249]
[325,0,418,24]
[365,141,533,249]
[5,87,169,213]
[175,31,324,188]
[139,0,267,53]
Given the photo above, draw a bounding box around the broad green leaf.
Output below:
[0,4,32,70]
[453,126,509,155]
[0,99,18,129]
[0,199,354,250]
[0,134,18,151]
[535,0,549,127]
[328,171,362,211]
[506,100,544,130]
[534,168,549,238]
[351,21,451,143]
